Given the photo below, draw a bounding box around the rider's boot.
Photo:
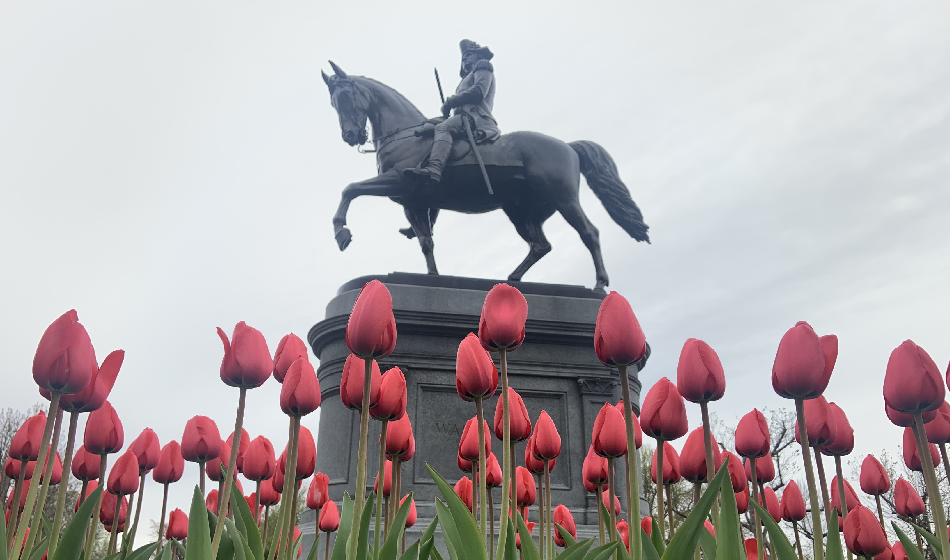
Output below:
[403,138,452,184]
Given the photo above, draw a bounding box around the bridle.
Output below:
[333,78,428,155]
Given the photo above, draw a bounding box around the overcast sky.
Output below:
[1,0,949,545]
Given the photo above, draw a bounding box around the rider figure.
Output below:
[404,39,500,184]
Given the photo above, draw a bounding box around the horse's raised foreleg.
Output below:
[505,207,554,282]
[404,206,438,275]
[332,171,405,251]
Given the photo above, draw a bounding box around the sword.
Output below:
[435,67,493,195]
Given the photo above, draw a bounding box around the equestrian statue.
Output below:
[322,40,649,291]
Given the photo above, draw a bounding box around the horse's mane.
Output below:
[353,76,425,120]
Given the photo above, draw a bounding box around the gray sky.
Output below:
[2,0,949,545]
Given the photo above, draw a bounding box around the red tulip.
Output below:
[515,522,536,550]
[340,354,382,410]
[273,333,309,383]
[41,452,63,485]
[259,477,281,506]
[494,387,532,442]
[744,539,760,560]
[524,436,546,474]
[533,411,561,460]
[128,428,161,473]
[771,322,833,399]
[735,409,770,458]
[617,520,630,550]
[205,442,231,482]
[226,429,249,472]
[205,489,219,511]
[4,458,19,479]
[280,426,316,480]
[780,480,806,522]
[72,445,101,481]
[181,415,222,463]
[891,542,908,560]
[100,492,128,525]
[593,402,627,458]
[280,357,322,416]
[679,427,722,484]
[859,455,891,495]
[744,454,776,484]
[884,340,945,414]
[902,427,939,472]
[583,445,609,488]
[651,442,681,484]
[486,453,502,487]
[640,377,688,442]
[759,486,781,521]
[458,417,491,462]
[794,396,837,447]
[385,415,413,458]
[602,489,621,515]
[9,411,47,461]
[307,472,329,509]
[345,280,397,359]
[107,450,140,495]
[830,475,860,512]
[676,338,725,403]
[456,333,498,402]
[8,481,28,510]
[516,466,536,507]
[166,508,188,540]
[478,284,528,351]
[704,519,715,537]
[844,505,888,556]
[454,476,474,512]
[722,451,747,493]
[736,486,749,513]
[84,400,124,455]
[319,500,340,531]
[924,402,950,444]
[370,367,407,421]
[75,480,98,512]
[59,349,123,413]
[893,478,925,517]
[886,403,936,427]
[243,436,276,482]
[457,454,473,474]
[594,292,647,366]
[615,401,643,449]
[402,435,415,461]
[152,441,185,484]
[821,403,854,456]
[641,516,653,537]
[552,504,576,546]
[32,310,96,394]
[217,321,272,389]
[402,495,417,527]
[374,460,393,496]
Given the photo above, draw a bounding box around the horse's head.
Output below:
[322,61,370,146]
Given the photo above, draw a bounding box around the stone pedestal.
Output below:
[299,273,647,556]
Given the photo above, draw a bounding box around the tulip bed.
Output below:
[4,281,950,560]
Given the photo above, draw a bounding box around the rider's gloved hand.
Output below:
[440,95,457,118]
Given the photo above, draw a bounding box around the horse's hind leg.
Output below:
[404,206,438,275]
[506,207,554,282]
[557,200,609,291]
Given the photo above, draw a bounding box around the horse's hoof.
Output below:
[335,228,352,251]
[399,227,417,240]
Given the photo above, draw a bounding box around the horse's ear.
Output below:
[328,60,348,78]
[322,70,333,88]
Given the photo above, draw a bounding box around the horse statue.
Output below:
[322,61,649,291]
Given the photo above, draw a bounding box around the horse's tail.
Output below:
[570,140,650,243]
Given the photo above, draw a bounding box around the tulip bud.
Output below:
[602,490,621,515]
[524,436,546,474]
[341,354,382,410]
[307,472,329,510]
[273,333,309,383]
[205,442,231,482]
[259,477,281,506]
[884,340,945,414]
[891,542,908,560]
[486,453,502,487]
[583,445,609,488]
[152,441,185,484]
[736,487,749,513]
[72,445,101,481]
[844,505,888,556]
[679,427,722,483]
[279,426,316,480]
[458,417,491,462]
[128,428,161,474]
[552,505,576,547]
[744,539,759,560]
[794,396,837,447]
[319,500,340,532]
[280,357,322,417]
[886,402,936,427]
[592,403,627,458]
[859,454,891,496]
[494,387,532,442]
[722,451,747,493]
[402,434,415,461]
[640,517,653,537]
[457,454,473,474]
[345,280,397,359]
[894,477,925,517]
[226,429,250,473]
[107,450,140,495]
[371,367,407,421]
[205,489,219,511]
[385,415,413,458]
[454,476,474,512]
[166,508,188,540]
[243,436,276,482]
[780,480,806,522]
[42,452,63,485]
[594,292,647,366]
[532,411,561,460]
[402,495,417,528]
[32,310,96,395]
[676,338,725,404]
[640,377,688,442]
[744,454,776,484]
[374,460,393,496]
[217,322,272,389]
[615,400,644,449]
[830,476,860,513]
[924,401,950,444]
[902,426,939,472]
[60,349,124,413]
[651,442,681,484]
[84,400,124,455]
[821,403,854,456]
[478,284,528,351]
[758,486,780,521]
[456,334,498,402]
[771,322,832,400]
[75,480,98,512]
[9,412,47,462]
[617,520,630,551]
[735,408,770,458]
[516,466,536,507]
[181,415,222,464]
[100,492,128,526]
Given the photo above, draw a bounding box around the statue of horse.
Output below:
[322,61,649,291]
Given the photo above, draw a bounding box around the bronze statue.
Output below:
[322,48,649,291]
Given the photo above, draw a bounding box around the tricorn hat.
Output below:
[459,39,493,60]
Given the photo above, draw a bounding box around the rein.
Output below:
[357,121,429,154]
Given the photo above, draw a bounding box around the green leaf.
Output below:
[825,510,844,560]
[160,543,174,560]
[435,498,464,560]
[125,543,159,560]
[554,536,591,560]
[660,459,729,560]
[173,538,187,555]
[331,494,354,560]
[749,501,798,560]
[418,516,439,560]
[714,477,743,560]
[399,541,421,560]
[306,532,321,560]
[649,517,665,557]
[427,465,488,560]
[698,525,717,560]
[501,517,517,560]
[380,493,414,560]
[26,535,49,560]
[640,529,660,560]
[185,486,213,560]
[911,522,942,554]
[514,509,539,560]
[430,543,446,560]
[584,541,619,560]
[225,519,248,560]
[892,523,925,560]
[51,486,102,560]
[231,478,265,560]
[356,493,376,560]
[554,524,579,549]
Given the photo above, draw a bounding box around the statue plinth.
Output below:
[299,273,646,554]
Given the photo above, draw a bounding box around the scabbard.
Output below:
[460,112,494,195]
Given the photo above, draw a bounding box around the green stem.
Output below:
[596,486,606,545]
[699,401,720,529]
[656,439,666,543]
[126,471,147,553]
[49,410,79,556]
[497,348,511,560]
[795,398,825,560]
[108,496,121,554]
[348,357,374,560]
[834,456,853,560]
[255,480,261,524]
[7,462,26,545]
[157,483,169,552]
[375,419,388,557]
[210,386,248,557]
[751,460,762,560]
[12,392,60,560]
[83,453,108,560]
[618,365,642,560]
[814,449,832,522]
[489,485,495,560]
[476,397,488,545]
[545,460,553,560]
[793,521,804,560]
[874,495,885,529]
[913,413,950,560]
[608,459,618,552]
[537,473,545,560]
[282,416,302,560]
